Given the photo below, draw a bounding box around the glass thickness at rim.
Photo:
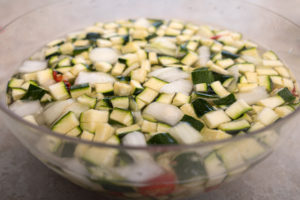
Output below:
[0,0,299,151]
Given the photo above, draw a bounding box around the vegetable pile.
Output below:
[7,18,299,146]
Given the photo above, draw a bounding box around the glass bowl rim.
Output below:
[1,0,300,151]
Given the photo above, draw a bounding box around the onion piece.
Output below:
[198,46,210,66]
[116,160,164,183]
[148,67,189,82]
[160,79,193,96]
[241,55,262,66]
[236,86,269,105]
[74,71,115,85]
[42,99,74,125]
[122,131,147,146]
[89,48,119,64]
[227,65,240,92]
[9,100,42,117]
[145,37,178,57]
[143,102,183,126]
[18,60,47,73]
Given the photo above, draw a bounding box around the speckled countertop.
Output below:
[0,0,300,199]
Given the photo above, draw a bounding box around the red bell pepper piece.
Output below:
[52,70,63,82]
[138,173,176,197]
[210,35,221,40]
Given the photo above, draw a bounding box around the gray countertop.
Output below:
[1,1,300,199]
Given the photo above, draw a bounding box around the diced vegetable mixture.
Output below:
[7,18,299,146]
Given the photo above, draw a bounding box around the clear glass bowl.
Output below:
[0,0,300,199]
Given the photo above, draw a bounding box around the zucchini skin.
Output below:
[171,152,206,181]
[192,98,215,117]
[147,133,178,145]
[180,115,204,131]
[22,84,47,100]
[213,93,236,105]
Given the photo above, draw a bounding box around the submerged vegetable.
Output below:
[6,18,299,147]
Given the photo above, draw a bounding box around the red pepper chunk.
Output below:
[138,173,176,197]
[63,80,71,91]
[210,35,221,40]
[52,70,63,82]
[292,86,299,97]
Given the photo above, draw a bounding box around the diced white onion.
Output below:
[122,131,146,146]
[236,86,269,105]
[89,48,119,64]
[143,102,183,126]
[18,60,47,73]
[9,100,42,117]
[74,71,115,85]
[148,67,189,82]
[160,79,193,96]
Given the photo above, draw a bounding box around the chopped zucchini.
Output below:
[204,152,227,187]
[136,87,159,104]
[110,108,133,126]
[181,51,198,66]
[221,50,239,59]
[211,81,230,97]
[114,82,132,96]
[258,75,272,92]
[180,115,204,131]
[277,87,296,103]
[49,82,70,100]
[169,122,202,144]
[36,69,54,85]
[143,77,168,91]
[141,120,157,133]
[225,99,252,119]
[203,110,231,128]
[274,105,294,117]
[116,124,141,136]
[148,133,177,145]
[195,83,208,92]
[156,93,175,104]
[111,96,129,109]
[234,138,265,161]
[94,123,115,142]
[171,152,205,181]
[258,96,284,109]
[158,56,179,65]
[70,83,91,98]
[80,109,109,123]
[52,111,80,134]
[157,123,171,132]
[218,119,250,134]
[95,61,112,73]
[213,93,236,106]
[130,80,144,95]
[111,62,126,76]
[66,126,82,137]
[191,68,214,84]
[94,82,114,95]
[262,51,278,60]
[77,94,97,108]
[192,98,214,117]
[8,78,24,88]
[257,107,279,126]
[201,128,232,142]
[216,144,246,176]
[21,83,47,101]
[216,58,234,69]
[172,93,190,106]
